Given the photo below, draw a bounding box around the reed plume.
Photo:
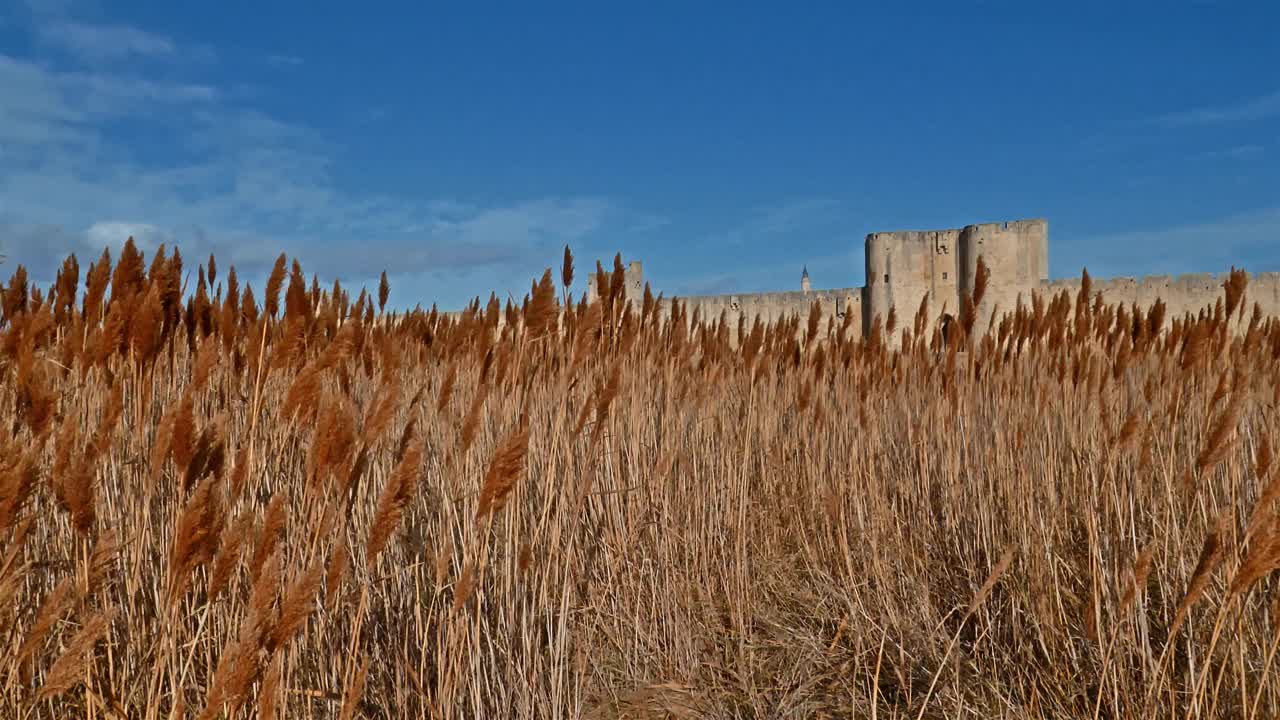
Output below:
[268,559,323,652]
[2,264,29,322]
[460,381,489,456]
[84,529,119,599]
[366,441,423,564]
[250,493,288,584]
[475,416,530,521]
[1170,515,1229,637]
[209,512,254,601]
[525,268,558,340]
[452,561,476,612]
[0,451,38,532]
[285,259,311,322]
[90,383,124,458]
[258,653,281,720]
[562,245,575,292]
[1230,514,1280,595]
[437,362,457,413]
[82,248,111,324]
[1118,540,1156,613]
[589,362,622,446]
[61,454,97,535]
[326,537,349,612]
[1224,266,1248,320]
[264,253,288,319]
[1196,389,1244,476]
[16,577,77,683]
[109,237,146,306]
[167,474,226,608]
[36,607,116,701]
[360,381,399,448]
[338,655,369,720]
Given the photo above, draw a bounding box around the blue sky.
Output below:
[1,0,1277,309]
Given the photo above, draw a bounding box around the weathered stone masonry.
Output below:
[618,218,1280,340]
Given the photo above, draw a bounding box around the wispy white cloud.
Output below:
[16,0,217,66]
[0,53,219,169]
[1156,89,1280,128]
[37,21,175,61]
[0,41,644,307]
[83,220,173,254]
[707,197,849,247]
[1057,207,1280,279]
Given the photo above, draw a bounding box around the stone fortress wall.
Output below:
[1041,273,1280,324]
[612,218,1280,341]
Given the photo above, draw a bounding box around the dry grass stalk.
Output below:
[37,607,116,701]
[452,561,476,612]
[5,244,1280,717]
[16,577,77,683]
[1119,540,1157,614]
[325,538,349,612]
[0,451,38,532]
[338,654,369,720]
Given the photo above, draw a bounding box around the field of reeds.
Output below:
[1,240,1279,718]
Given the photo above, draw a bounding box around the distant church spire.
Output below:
[801,265,811,294]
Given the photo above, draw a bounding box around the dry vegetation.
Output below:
[1,240,1279,719]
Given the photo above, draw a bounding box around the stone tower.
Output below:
[588,259,645,308]
[958,219,1048,337]
[801,266,811,294]
[863,228,960,338]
